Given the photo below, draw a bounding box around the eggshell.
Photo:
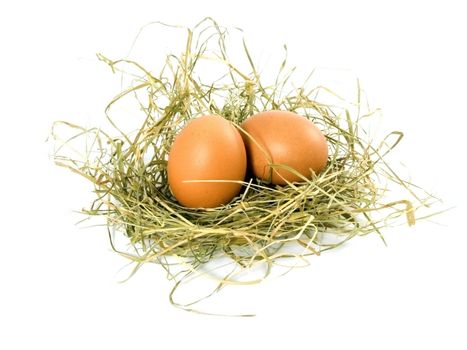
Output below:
[240,110,328,184]
[167,115,246,208]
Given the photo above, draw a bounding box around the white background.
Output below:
[1,0,466,349]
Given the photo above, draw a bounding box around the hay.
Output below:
[51,18,434,315]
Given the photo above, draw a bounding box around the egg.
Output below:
[167,115,247,208]
[240,110,328,185]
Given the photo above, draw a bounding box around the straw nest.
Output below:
[51,18,432,312]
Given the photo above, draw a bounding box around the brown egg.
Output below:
[240,110,328,185]
[167,115,246,208]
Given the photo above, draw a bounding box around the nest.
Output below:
[51,18,432,314]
